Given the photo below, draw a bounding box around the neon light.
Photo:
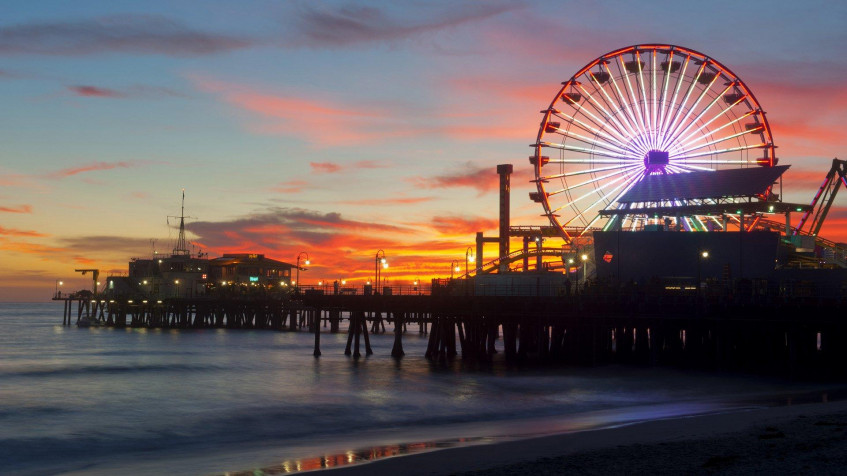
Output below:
[620,55,648,139]
[677,108,755,149]
[650,50,659,147]
[544,122,633,155]
[573,170,646,232]
[660,68,722,151]
[671,127,765,157]
[658,55,690,140]
[662,81,733,151]
[548,166,642,196]
[660,59,706,150]
[656,50,673,138]
[561,90,633,146]
[539,141,632,160]
[587,69,645,150]
[551,171,637,214]
[553,109,637,152]
[670,163,718,172]
[673,142,767,160]
[604,61,649,151]
[576,83,644,153]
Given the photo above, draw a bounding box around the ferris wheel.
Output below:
[530,44,777,242]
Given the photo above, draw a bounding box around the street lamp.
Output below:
[450,260,461,279]
[295,252,310,293]
[698,250,710,297]
[375,250,388,294]
[580,253,589,286]
[55,279,63,298]
[465,246,476,277]
[174,279,180,297]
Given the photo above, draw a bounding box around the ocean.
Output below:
[1,302,843,475]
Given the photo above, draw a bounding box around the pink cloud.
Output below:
[272,180,308,194]
[190,75,538,146]
[68,85,125,98]
[44,161,135,179]
[310,162,342,174]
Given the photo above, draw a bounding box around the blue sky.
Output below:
[1,0,845,300]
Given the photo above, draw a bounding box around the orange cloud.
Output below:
[272,180,308,194]
[0,227,46,237]
[429,216,499,236]
[0,204,32,213]
[409,163,497,194]
[345,196,435,206]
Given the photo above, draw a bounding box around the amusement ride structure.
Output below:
[473,44,846,279]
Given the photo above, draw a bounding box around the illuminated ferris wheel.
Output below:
[530,44,777,242]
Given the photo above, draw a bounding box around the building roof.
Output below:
[209,253,294,267]
[618,165,789,203]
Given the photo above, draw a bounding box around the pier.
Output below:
[54,281,847,380]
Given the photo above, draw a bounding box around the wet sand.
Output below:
[325,399,847,475]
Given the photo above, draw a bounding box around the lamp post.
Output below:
[55,279,63,298]
[580,253,589,287]
[698,250,709,298]
[375,250,387,294]
[296,252,310,294]
[413,278,419,295]
[465,246,476,277]
[174,279,180,298]
[450,260,461,280]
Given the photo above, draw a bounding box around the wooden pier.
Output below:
[54,287,847,379]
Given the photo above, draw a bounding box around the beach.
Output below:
[326,400,847,475]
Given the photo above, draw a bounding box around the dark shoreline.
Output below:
[317,400,847,476]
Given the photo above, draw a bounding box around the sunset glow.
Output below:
[1,1,846,300]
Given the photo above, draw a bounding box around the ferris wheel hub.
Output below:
[644,150,669,173]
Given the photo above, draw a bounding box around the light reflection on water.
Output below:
[0,303,844,475]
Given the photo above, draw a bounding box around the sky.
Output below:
[1,0,846,301]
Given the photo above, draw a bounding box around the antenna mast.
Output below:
[173,189,190,257]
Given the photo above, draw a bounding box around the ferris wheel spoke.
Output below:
[635,54,651,143]
[604,62,650,151]
[564,171,644,227]
[551,171,638,214]
[661,60,707,150]
[672,126,764,157]
[660,69,723,150]
[656,50,673,139]
[576,83,644,152]
[548,158,637,164]
[564,163,646,177]
[552,109,638,153]
[670,163,719,172]
[658,55,691,140]
[620,55,649,140]
[545,123,633,155]
[538,141,634,160]
[562,95,633,146]
[587,71,645,149]
[677,104,754,148]
[547,165,643,196]
[673,142,767,161]
[651,50,659,148]
[661,81,733,151]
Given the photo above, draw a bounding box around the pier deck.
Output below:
[54,288,847,379]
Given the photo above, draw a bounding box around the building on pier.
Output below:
[208,253,295,288]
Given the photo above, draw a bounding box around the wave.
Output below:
[2,362,216,378]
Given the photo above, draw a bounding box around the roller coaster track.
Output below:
[463,247,569,277]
